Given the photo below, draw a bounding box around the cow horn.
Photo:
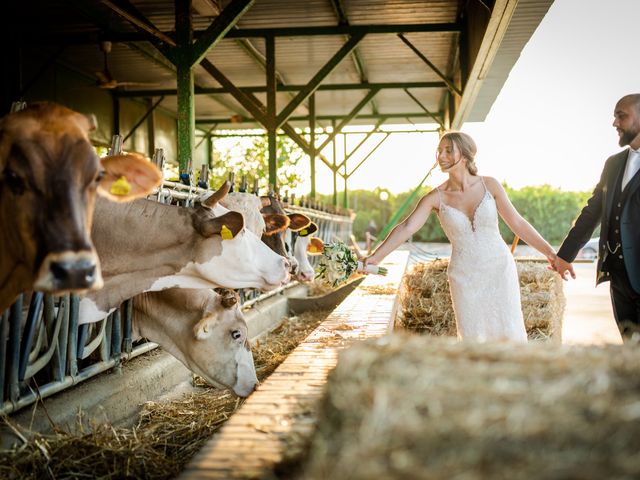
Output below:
[203,181,231,208]
[215,288,238,308]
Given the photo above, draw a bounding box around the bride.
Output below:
[364,131,556,342]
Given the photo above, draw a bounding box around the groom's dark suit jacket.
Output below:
[557,148,640,294]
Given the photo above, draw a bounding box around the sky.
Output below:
[303,0,640,195]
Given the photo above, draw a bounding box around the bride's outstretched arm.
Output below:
[487,176,556,262]
[364,191,437,265]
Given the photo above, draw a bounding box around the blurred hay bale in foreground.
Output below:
[399,259,564,341]
[304,334,640,480]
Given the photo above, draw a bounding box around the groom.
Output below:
[554,94,640,340]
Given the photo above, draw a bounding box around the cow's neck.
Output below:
[89,198,203,310]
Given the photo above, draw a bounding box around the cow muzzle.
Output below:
[33,251,103,293]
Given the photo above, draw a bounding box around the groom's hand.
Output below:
[554,256,576,281]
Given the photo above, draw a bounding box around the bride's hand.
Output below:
[362,254,380,270]
[546,252,558,271]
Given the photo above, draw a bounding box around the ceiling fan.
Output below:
[94,41,161,90]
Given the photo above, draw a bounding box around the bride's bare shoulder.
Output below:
[482,176,504,192]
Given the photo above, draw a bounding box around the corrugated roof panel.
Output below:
[234,0,337,28]
[270,36,360,85]
[200,38,268,86]
[345,0,458,25]
[358,32,456,83]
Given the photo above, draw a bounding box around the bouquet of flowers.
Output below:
[315,241,388,287]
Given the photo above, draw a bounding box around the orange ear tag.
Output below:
[110,176,132,196]
[220,224,234,240]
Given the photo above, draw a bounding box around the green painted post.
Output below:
[342,132,348,209]
[176,59,195,176]
[175,0,195,178]
[309,93,316,198]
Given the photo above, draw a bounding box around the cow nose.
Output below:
[50,258,98,289]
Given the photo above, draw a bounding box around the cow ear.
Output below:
[307,237,325,255]
[98,153,162,202]
[260,196,271,209]
[263,213,290,236]
[297,221,318,237]
[287,213,311,232]
[197,211,244,239]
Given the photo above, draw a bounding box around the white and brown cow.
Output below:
[78,182,290,323]
[286,222,325,282]
[260,195,311,274]
[0,102,162,312]
[133,288,257,397]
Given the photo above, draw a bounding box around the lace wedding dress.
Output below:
[436,177,527,342]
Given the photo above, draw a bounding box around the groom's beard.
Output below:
[619,126,640,146]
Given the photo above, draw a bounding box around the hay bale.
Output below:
[517,260,565,342]
[399,259,564,341]
[304,334,640,480]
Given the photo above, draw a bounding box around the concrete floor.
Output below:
[561,261,623,345]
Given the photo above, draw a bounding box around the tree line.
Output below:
[318,185,594,245]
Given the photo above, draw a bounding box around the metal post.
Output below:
[123,299,133,354]
[309,93,316,198]
[342,132,348,209]
[7,296,23,403]
[266,34,277,187]
[176,0,195,177]
[332,120,338,206]
[18,292,43,381]
[68,294,80,377]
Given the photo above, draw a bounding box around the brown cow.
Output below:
[0,102,162,312]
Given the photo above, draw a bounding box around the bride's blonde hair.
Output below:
[440,131,478,175]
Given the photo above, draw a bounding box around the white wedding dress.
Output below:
[436,177,528,342]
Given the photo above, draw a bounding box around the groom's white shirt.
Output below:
[621,147,640,191]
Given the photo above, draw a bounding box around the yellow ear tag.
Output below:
[109,176,132,196]
[220,224,234,240]
[299,228,308,236]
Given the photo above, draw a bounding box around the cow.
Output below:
[286,222,325,282]
[78,182,290,323]
[120,192,309,396]
[133,287,257,397]
[0,102,162,313]
[260,194,311,275]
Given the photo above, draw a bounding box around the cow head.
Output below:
[189,183,290,290]
[0,102,161,311]
[133,288,258,397]
[191,288,257,397]
[290,222,324,282]
[260,195,310,274]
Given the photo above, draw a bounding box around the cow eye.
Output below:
[231,330,242,340]
[95,170,106,183]
[3,168,25,195]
